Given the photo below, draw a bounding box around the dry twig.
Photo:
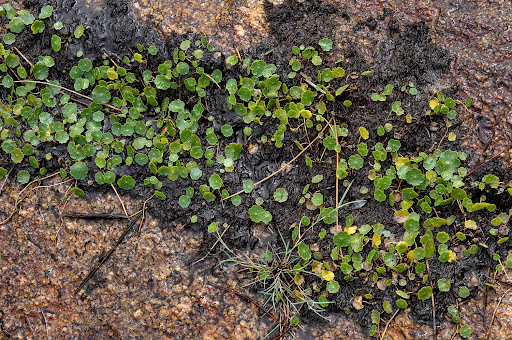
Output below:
[111,183,129,217]
[380,308,400,340]
[223,120,332,201]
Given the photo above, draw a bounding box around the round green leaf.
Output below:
[383,252,397,267]
[48,127,64,143]
[318,38,333,51]
[148,46,158,55]
[311,192,323,207]
[180,40,191,51]
[184,166,200,180]
[237,87,251,102]
[9,17,25,33]
[248,205,272,223]
[387,139,401,152]
[95,157,106,168]
[197,74,210,88]
[396,299,408,309]
[374,189,386,202]
[404,168,425,186]
[273,188,288,203]
[226,55,238,65]
[11,147,24,163]
[176,62,189,75]
[437,278,451,292]
[51,35,61,52]
[326,280,340,293]
[155,75,171,90]
[17,170,30,184]
[348,154,364,170]
[395,241,408,254]
[78,58,93,72]
[71,187,85,197]
[103,171,116,184]
[0,167,7,179]
[243,180,254,193]
[459,324,472,339]
[155,191,166,200]
[209,173,223,190]
[221,125,233,137]
[301,90,315,106]
[320,207,337,224]
[3,33,15,45]
[178,195,191,208]
[311,55,322,66]
[451,188,467,200]
[92,85,111,104]
[32,63,49,80]
[117,175,135,190]
[333,231,350,247]
[39,5,53,19]
[298,242,311,260]
[231,195,242,206]
[417,286,432,300]
[31,20,45,34]
[436,232,450,243]
[458,286,470,299]
[74,25,85,39]
[70,162,88,179]
[208,222,218,233]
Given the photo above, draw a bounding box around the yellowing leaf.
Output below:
[372,233,381,247]
[368,169,377,180]
[292,289,305,302]
[406,250,415,263]
[359,126,369,140]
[294,272,304,286]
[300,109,312,119]
[394,209,410,217]
[448,132,456,141]
[311,261,324,275]
[406,113,412,123]
[465,220,478,230]
[344,226,357,235]
[395,157,410,170]
[352,295,364,310]
[321,270,335,281]
[447,250,457,263]
[429,98,439,110]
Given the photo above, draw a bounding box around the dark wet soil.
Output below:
[1,0,512,339]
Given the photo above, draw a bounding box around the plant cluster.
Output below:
[1,4,512,338]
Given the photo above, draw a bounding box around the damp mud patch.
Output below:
[1,0,512,339]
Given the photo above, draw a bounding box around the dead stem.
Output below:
[464,143,512,178]
[426,259,437,339]
[111,184,129,217]
[63,213,129,219]
[223,120,332,201]
[39,308,49,340]
[333,117,340,232]
[380,308,400,340]
[14,46,34,66]
[74,212,142,295]
[190,223,231,266]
